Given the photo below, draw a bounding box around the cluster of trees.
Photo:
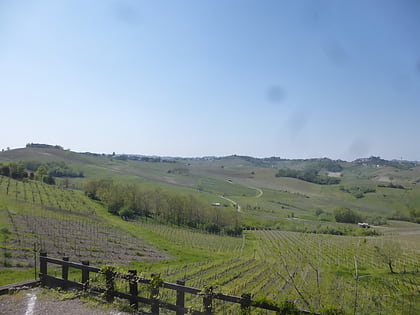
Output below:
[409,209,420,224]
[0,162,27,180]
[333,207,363,224]
[390,208,420,224]
[378,182,406,190]
[339,185,376,198]
[26,143,64,150]
[24,161,83,178]
[167,168,189,175]
[84,179,242,236]
[275,168,340,185]
[0,162,56,184]
[314,158,343,172]
[114,154,176,163]
[354,156,416,170]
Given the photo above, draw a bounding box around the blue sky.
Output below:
[1,0,419,161]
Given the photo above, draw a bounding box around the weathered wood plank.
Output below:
[0,280,40,295]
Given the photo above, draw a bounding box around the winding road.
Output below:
[221,181,263,212]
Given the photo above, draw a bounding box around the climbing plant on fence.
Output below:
[38,252,315,315]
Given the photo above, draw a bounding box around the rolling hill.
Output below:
[0,145,419,314]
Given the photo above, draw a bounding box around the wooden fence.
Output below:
[39,252,315,314]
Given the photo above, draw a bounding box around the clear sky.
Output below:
[1,0,419,161]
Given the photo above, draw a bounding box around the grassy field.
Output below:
[0,146,419,313]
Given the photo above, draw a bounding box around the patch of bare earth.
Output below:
[0,288,130,315]
[6,213,169,267]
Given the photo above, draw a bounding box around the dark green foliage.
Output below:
[25,160,83,177]
[276,168,340,185]
[0,162,27,180]
[378,183,406,190]
[223,225,243,236]
[42,175,56,185]
[409,209,420,223]
[84,179,242,235]
[26,143,63,150]
[0,164,10,177]
[354,156,416,170]
[119,207,136,219]
[334,207,362,224]
[339,185,376,198]
[0,160,83,187]
[167,167,189,175]
[203,222,221,233]
[313,158,343,172]
[388,209,410,221]
[389,209,420,224]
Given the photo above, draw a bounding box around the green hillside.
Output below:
[0,145,419,314]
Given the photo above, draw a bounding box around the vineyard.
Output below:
[132,228,419,314]
[1,166,420,314]
[0,176,168,267]
[0,175,97,214]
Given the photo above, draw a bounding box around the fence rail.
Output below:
[39,252,316,314]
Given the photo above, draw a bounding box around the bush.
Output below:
[119,207,136,220]
[334,207,362,224]
[203,222,221,234]
[275,168,340,185]
[43,175,56,185]
[223,225,242,236]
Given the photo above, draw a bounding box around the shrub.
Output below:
[203,222,221,234]
[119,207,136,219]
[223,225,242,236]
[334,207,362,224]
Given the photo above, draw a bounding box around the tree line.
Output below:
[275,168,341,185]
[0,162,56,184]
[84,179,243,236]
[24,161,84,178]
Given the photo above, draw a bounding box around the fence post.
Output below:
[104,268,115,302]
[176,279,186,315]
[81,260,90,289]
[62,256,69,280]
[150,273,161,314]
[202,285,213,314]
[240,293,252,314]
[39,251,47,285]
[128,269,138,310]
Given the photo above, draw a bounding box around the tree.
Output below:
[8,162,26,179]
[374,240,402,274]
[0,165,10,177]
[35,165,48,181]
[334,207,362,224]
[43,175,55,185]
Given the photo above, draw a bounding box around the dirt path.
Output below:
[251,187,263,198]
[219,195,241,212]
[0,288,129,315]
[221,181,263,212]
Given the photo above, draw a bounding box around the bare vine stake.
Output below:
[33,243,38,280]
[353,256,359,315]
